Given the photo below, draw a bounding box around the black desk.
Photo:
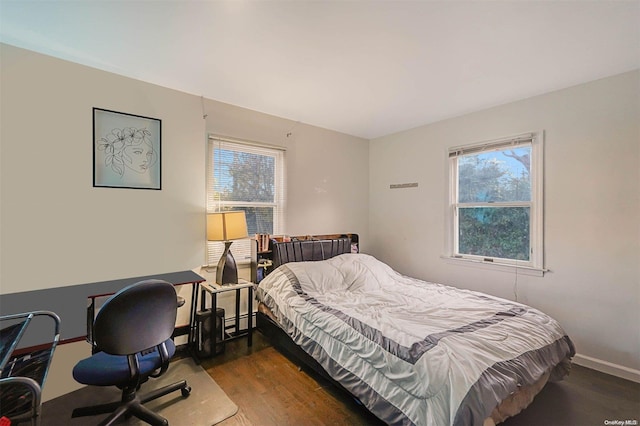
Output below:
[0,271,205,349]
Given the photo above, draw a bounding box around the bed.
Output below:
[255,237,575,426]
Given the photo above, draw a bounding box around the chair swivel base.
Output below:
[71,379,191,426]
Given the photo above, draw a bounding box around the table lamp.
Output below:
[207,211,248,284]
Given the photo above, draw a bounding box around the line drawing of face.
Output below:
[123,139,154,174]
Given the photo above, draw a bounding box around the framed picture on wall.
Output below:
[93,108,162,190]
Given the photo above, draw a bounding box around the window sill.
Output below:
[440,255,547,277]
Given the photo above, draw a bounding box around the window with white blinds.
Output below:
[206,136,285,266]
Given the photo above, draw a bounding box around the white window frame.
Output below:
[206,135,285,266]
[445,131,545,276]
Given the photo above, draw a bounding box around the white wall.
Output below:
[369,70,640,380]
[1,43,206,294]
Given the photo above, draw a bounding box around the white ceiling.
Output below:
[1,1,638,139]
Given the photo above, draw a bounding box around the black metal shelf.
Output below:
[0,311,61,426]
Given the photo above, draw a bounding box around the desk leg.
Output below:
[189,282,200,352]
[87,298,95,341]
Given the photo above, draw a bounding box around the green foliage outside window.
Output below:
[459,207,530,260]
[457,147,531,261]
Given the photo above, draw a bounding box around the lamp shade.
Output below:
[207,211,248,241]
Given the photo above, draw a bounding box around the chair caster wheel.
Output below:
[181,386,192,397]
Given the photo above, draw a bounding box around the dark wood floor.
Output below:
[200,332,383,425]
[202,331,640,426]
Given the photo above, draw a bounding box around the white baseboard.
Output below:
[573,354,640,383]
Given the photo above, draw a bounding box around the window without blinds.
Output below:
[449,132,544,269]
[206,137,285,266]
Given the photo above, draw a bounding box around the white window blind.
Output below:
[206,136,285,266]
[449,134,534,158]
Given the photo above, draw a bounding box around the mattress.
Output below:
[256,253,574,426]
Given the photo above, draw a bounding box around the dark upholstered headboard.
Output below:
[271,236,353,269]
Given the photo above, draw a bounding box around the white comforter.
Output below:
[256,253,574,426]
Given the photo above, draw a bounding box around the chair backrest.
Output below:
[93,279,177,356]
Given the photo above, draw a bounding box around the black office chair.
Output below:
[71,279,191,426]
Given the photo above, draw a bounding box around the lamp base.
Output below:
[216,241,238,285]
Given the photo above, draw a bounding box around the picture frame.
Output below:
[93,108,161,190]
